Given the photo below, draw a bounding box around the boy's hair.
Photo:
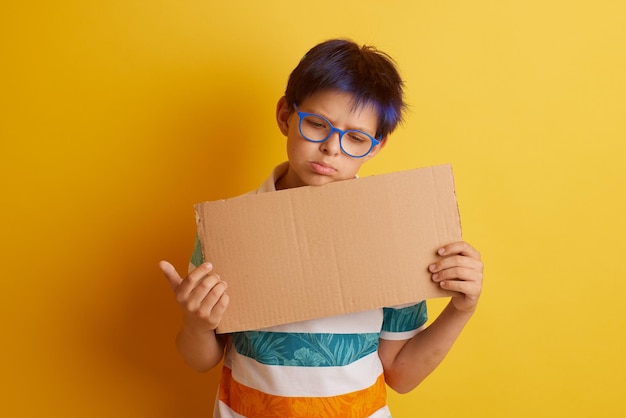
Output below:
[285,38,406,138]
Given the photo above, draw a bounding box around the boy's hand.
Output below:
[429,241,483,313]
[159,261,229,333]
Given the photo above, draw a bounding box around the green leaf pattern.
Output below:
[232,332,380,367]
[232,303,426,367]
[382,302,428,333]
[190,236,203,268]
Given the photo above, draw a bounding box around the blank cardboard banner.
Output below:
[195,164,461,333]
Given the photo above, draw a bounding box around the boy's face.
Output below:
[276,90,386,190]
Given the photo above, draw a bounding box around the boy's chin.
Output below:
[304,175,352,187]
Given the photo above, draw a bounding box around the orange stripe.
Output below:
[218,366,387,417]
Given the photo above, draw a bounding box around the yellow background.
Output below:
[2,1,625,416]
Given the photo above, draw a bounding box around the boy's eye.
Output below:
[306,117,327,129]
[346,132,369,143]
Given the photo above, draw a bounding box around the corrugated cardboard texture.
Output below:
[195,164,462,333]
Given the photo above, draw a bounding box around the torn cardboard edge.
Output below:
[195,164,462,334]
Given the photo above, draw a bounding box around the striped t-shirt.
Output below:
[190,163,428,417]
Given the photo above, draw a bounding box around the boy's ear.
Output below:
[365,136,388,160]
[276,96,291,136]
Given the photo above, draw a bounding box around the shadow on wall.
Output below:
[80,71,273,416]
[112,261,222,417]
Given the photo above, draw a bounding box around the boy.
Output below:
[160,39,483,417]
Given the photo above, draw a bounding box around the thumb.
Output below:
[159,260,183,291]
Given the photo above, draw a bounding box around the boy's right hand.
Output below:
[159,261,229,333]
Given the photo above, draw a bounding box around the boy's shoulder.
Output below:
[248,162,289,195]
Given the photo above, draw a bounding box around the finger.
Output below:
[440,278,481,298]
[187,274,226,309]
[159,260,183,291]
[208,293,230,327]
[204,293,230,328]
[186,262,214,283]
[176,262,214,299]
[429,255,483,274]
[432,266,483,283]
[211,292,230,319]
[192,284,229,328]
[437,241,481,260]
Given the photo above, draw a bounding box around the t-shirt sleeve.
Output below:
[188,235,204,272]
[379,301,428,341]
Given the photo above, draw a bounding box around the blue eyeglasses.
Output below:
[294,104,381,158]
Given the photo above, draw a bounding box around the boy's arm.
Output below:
[160,261,230,372]
[378,241,483,393]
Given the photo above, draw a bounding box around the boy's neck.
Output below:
[274,170,289,190]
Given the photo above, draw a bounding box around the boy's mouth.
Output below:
[310,161,336,176]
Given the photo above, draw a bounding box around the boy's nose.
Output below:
[320,132,341,156]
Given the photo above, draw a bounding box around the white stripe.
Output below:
[228,349,384,397]
[379,324,425,341]
[370,405,393,418]
[258,309,384,334]
[214,400,245,418]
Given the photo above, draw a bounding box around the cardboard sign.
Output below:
[194,164,461,333]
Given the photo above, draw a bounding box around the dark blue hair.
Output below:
[285,39,406,138]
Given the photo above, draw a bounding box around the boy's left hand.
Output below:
[429,241,483,313]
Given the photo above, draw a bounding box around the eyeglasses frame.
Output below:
[294,104,382,158]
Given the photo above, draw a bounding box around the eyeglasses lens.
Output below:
[300,115,372,157]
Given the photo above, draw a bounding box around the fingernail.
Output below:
[432,273,439,281]
[438,248,446,255]
[429,264,436,272]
